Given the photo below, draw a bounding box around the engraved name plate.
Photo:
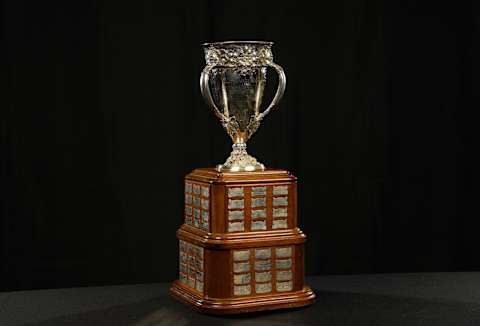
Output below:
[273,196,288,206]
[228,187,244,198]
[195,281,204,292]
[193,197,201,207]
[275,247,292,258]
[228,210,244,220]
[273,208,288,218]
[234,273,251,285]
[255,260,271,271]
[179,273,187,284]
[228,221,244,232]
[233,262,250,273]
[255,248,271,259]
[252,209,266,219]
[276,281,293,292]
[233,250,250,261]
[272,219,288,229]
[193,208,200,219]
[255,271,272,282]
[276,270,292,281]
[255,282,272,294]
[276,258,292,269]
[251,197,266,208]
[251,186,266,196]
[193,184,200,195]
[234,285,251,296]
[201,211,209,222]
[228,199,244,209]
[273,185,289,195]
[252,220,266,230]
[201,186,209,197]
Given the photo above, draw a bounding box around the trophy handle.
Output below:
[200,64,228,121]
[257,62,286,121]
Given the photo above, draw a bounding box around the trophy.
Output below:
[200,41,286,172]
[171,41,315,314]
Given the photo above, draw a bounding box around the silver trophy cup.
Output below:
[200,41,286,172]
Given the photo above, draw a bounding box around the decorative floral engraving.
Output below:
[219,142,264,172]
[204,42,273,68]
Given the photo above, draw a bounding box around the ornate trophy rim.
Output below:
[201,40,274,47]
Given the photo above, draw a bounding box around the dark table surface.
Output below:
[1,273,480,326]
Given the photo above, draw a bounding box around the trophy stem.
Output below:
[216,142,265,172]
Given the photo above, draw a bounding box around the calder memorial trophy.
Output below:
[170,41,315,314]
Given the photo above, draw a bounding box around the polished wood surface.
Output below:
[170,168,315,314]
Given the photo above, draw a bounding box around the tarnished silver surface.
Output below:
[200,41,287,172]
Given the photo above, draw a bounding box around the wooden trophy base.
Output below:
[170,168,315,315]
[171,281,315,315]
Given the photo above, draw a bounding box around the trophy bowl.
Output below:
[200,41,286,172]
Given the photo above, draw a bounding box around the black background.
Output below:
[2,0,478,291]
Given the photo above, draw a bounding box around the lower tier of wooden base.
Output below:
[170,280,315,315]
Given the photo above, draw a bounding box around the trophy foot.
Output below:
[217,143,265,172]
